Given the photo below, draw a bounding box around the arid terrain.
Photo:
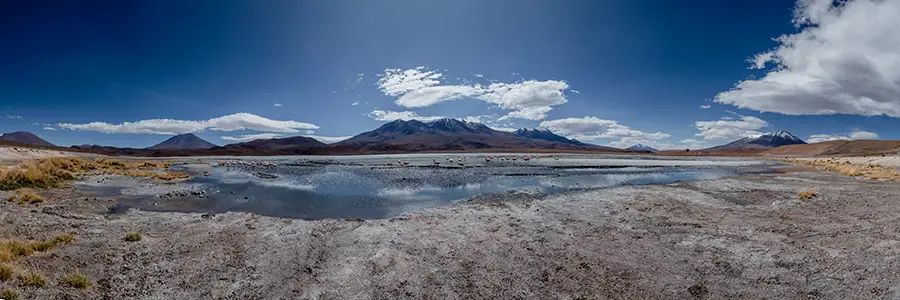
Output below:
[0,153,900,299]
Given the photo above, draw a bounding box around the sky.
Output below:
[1,0,899,149]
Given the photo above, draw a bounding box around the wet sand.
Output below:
[2,168,900,299]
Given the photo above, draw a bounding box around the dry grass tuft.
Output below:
[0,288,17,300]
[0,263,13,281]
[0,157,183,191]
[18,271,45,288]
[152,172,190,181]
[52,234,75,245]
[779,158,900,181]
[61,273,91,289]
[8,190,43,205]
[124,232,142,242]
[798,190,817,200]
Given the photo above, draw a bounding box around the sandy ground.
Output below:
[0,146,100,162]
[2,170,900,299]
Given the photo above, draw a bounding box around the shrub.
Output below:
[18,271,45,288]
[798,190,817,200]
[124,232,142,242]
[0,263,13,281]
[52,234,75,245]
[0,289,18,300]
[10,190,43,205]
[62,273,91,289]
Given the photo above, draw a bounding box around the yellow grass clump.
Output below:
[0,157,182,191]
[124,232,142,242]
[798,190,817,200]
[0,288,17,300]
[18,271,45,288]
[61,273,91,289]
[779,158,900,181]
[152,172,190,181]
[8,190,44,205]
[0,263,12,281]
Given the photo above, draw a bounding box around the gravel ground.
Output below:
[2,170,900,299]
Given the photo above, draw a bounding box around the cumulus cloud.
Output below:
[376,67,571,120]
[303,135,352,144]
[5,115,22,119]
[474,73,484,78]
[57,113,319,135]
[539,117,671,148]
[351,101,360,106]
[367,110,445,122]
[714,0,900,117]
[42,127,56,131]
[700,105,711,109]
[221,133,284,142]
[807,130,879,143]
[849,130,878,139]
[694,116,768,140]
[273,103,282,107]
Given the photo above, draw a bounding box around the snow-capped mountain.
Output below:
[626,144,658,152]
[705,130,807,151]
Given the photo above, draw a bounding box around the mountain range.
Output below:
[2,121,815,156]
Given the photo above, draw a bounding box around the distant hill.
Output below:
[513,128,586,145]
[763,140,900,157]
[704,130,806,151]
[0,131,55,147]
[626,144,657,152]
[334,118,621,153]
[148,133,217,150]
[218,136,327,153]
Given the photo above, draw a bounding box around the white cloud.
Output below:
[694,116,768,141]
[303,135,352,144]
[807,130,879,143]
[571,90,581,94]
[700,105,711,109]
[273,103,282,107]
[221,133,284,142]
[394,85,484,108]
[482,80,569,120]
[714,0,900,117]
[5,115,21,119]
[376,67,571,120]
[367,110,445,122]
[539,117,671,148]
[57,113,319,135]
[377,67,443,96]
[849,130,878,139]
[42,127,56,131]
[474,73,484,78]
[351,101,360,106]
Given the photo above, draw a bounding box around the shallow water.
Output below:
[107,155,777,220]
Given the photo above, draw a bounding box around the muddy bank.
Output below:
[1,171,900,299]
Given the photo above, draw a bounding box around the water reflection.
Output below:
[118,164,749,220]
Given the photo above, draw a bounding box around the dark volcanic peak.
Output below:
[705,130,806,151]
[626,144,658,152]
[513,128,585,145]
[148,133,217,150]
[0,131,55,147]
[335,118,622,153]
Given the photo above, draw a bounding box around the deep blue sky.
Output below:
[0,0,893,148]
